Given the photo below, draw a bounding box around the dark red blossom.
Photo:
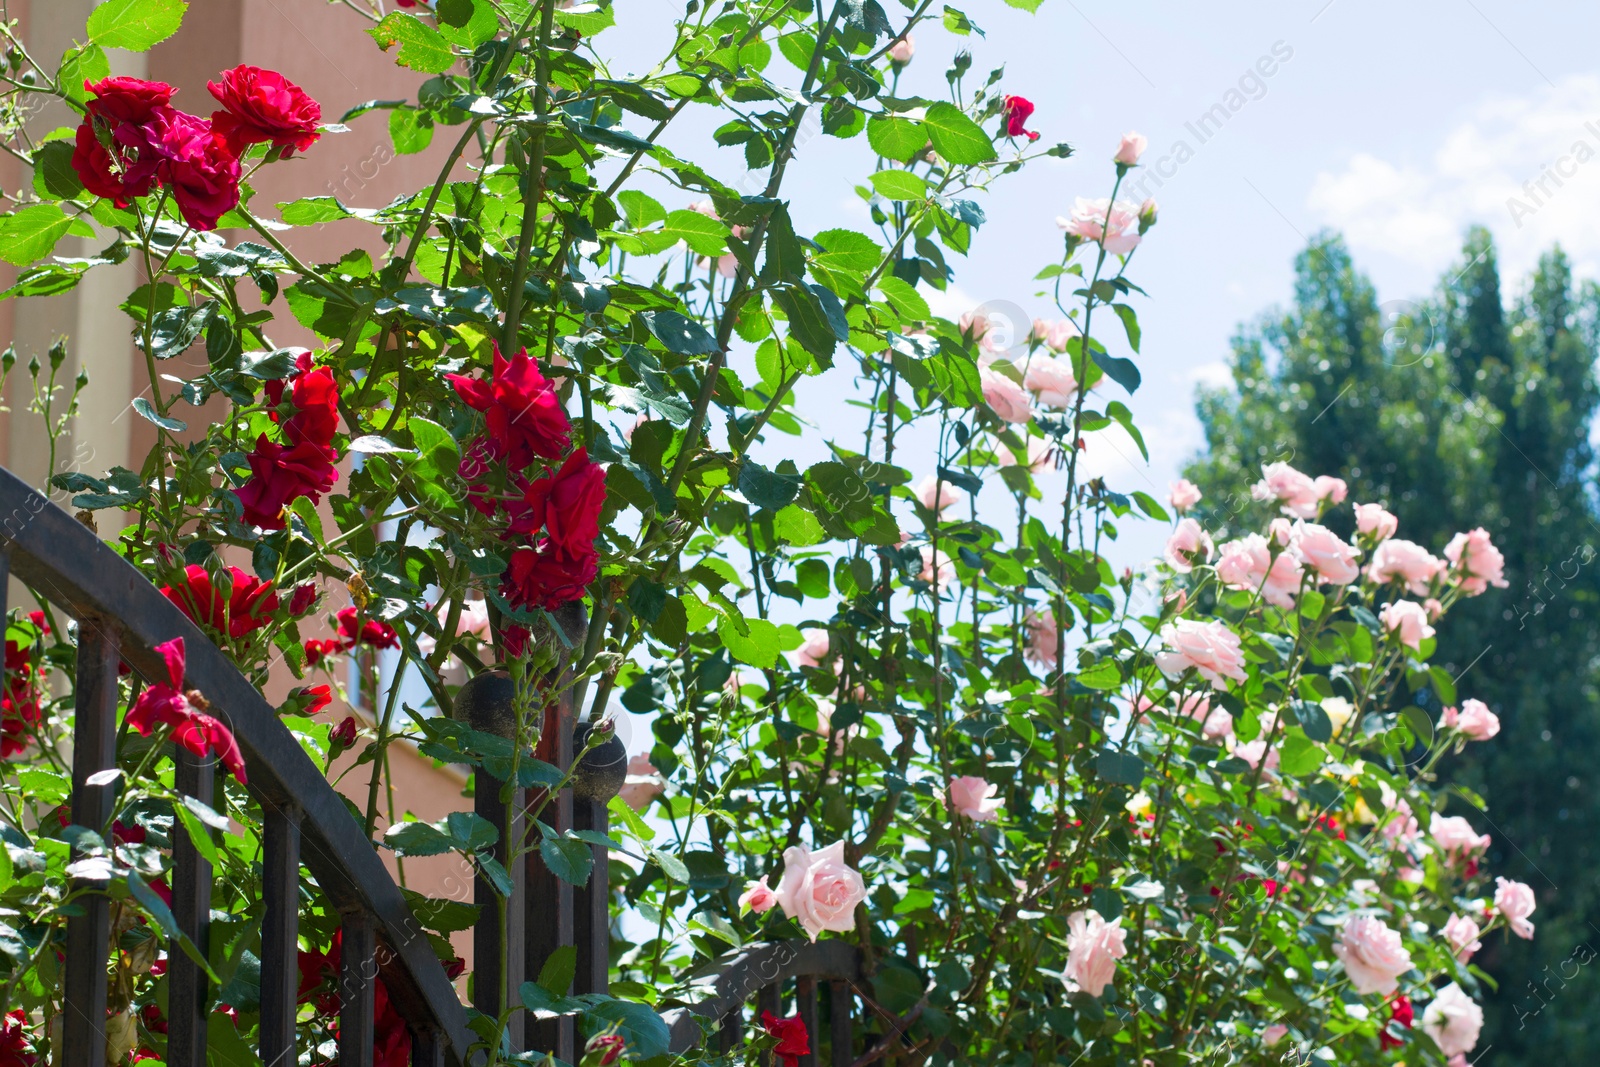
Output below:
[145,106,241,231]
[124,638,246,783]
[289,582,319,616]
[297,932,413,1066]
[303,639,343,666]
[587,1034,626,1066]
[0,1009,35,1067]
[234,436,339,529]
[1379,993,1413,1050]
[1002,95,1039,142]
[70,76,172,207]
[506,448,608,553]
[446,346,571,469]
[161,565,279,639]
[330,716,358,750]
[501,543,598,612]
[336,607,399,650]
[207,65,322,158]
[283,684,333,717]
[760,1011,809,1067]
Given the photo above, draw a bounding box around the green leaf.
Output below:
[639,310,719,356]
[87,0,187,51]
[32,141,85,201]
[59,46,111,108]
[1092,350,1141,394]
[649,847,689,881]
[278,197,352,226]
[173,802,221,869]
[1097,749,1145,786]
[1278,734,1326,777]
[812,228,883,272]
[870,170,929,201]
[876,275,930,321]
[389,107,435,155]
[739,461,802,511]
[617,190,666,229]
[866,115,927,163]
[132,397,186,433]
[383,820,455,857]
[660,209,729,257]
[1003,0,1044,10]
[717,616,781,668]
[772,285,838,362]
[554,3,615,35]
[1077,658,1122,690]
[541,833,594,886]
[1112,303,1141,353]
[537,944,577,995]
[437,0,499,47]
[0,205,92,266]
[584,1001,671,1060]
[1294,700,1333,743]
[368,12,457,74]
[922,102,996,165]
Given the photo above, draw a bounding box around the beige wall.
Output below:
[4,0,480,964]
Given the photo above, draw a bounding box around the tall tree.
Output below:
[1188,228,1600,1062]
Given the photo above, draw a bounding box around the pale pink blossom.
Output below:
[1366,539,1445,595]
[795,629,831,669]
[1214,535,1301,609]
[1022,355,1081,409]
[1030,317,1079,353]
[1231,738,1279,773]
[958,311,990,341]
[1291,521,1361,585]
[1494,877,1536,939]
[619,754,665,811]
[1422,983,1484,1058]
[1139,197,1157,228]
[980,366,1033,423]
[687,199,717,218]
[1378,782,1421,848]
[998,436,1052,473]
[1251,462,1321,519]
[1446,1056,1470,1067]
[887,33,914,63]
[1445,527,1508,595]
[1442,914,1483,960]
[1313,475,1347,504]
[1113,131,1147,165]
[773,840,869,941]
[1063,909,1128,997]
[417,597,493,655]
[948,776,1002,821]
[1332,914,1413,996]
[1023,608,1058,668]
[1155,619,1248,688]
[914,474,963,514]
[1179,693,1233,740]
[1442,698,1499,741]
[1168,479,1202,512]
[739,876,778,914]
[622,413,650,444]
[1262,1024,1289,1047]
[1398,865,1426,884]
[1268,517,1293,547]
[1354,503,1398,541]
[1424,597,1444,620]
[919,546,954,591]
[1431,814,1491,858]
[1380,599,1435,651]
[1164,518,1214,574]
[1056,197,1142,255]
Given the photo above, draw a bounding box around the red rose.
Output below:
[507,448,608,553]
[146,107,241,231]
[263,350,315,418]
[446,345,570,469]
[330,716,358,749]
[125,638,247,783]
[501,543,597,611]
[289,582,319,615]
[207,65,322,158]
[760,1011,809,1067]
[303,638,343,666]
[336,607,399,650]
[70,77,174,207]
[1002,95,1039,142]
[458,436,498,517]
[1379,993,1413,1050]
[284,364,340,446]
[234,435,339,529]
[586,1034,627,1066]
[0,1009,35,1067]
[161,564,279,639]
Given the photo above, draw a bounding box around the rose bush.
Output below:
[0,0,1540,1065]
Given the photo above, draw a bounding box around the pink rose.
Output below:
[1444,527,1508,595]
[1430,814,1491,857]
[1030,317,1078,353]
[1442,914,1482,960]
[1379,599,1435,651]
[1163,517,1214,574]
[1179,693,1233,740]
[1055,197,1142,255]
[740,876,778,914]
[1313,475,1347,504]
[1262,1024,1289,1047]
[1231,737,1279,773]
[1251,462,1321,519]
[1268,518,1293,547]
[1168,479,1202,512]
[1354,503,1398,541]
[1424,597,1443,620]
[1113,131,1147,165]
[1139,197,1157,228]
[773,840,868,941]
[1155,619,1248,688]
[1064,909,1127,997]
[1366,539,1445,595]
[980,366,1032,423]
[619,753,665,811]
[795,629,830,669]
[1291,521,1360,585]
[1494,877,1536,939]
[948,776,1002,821]
[1023,608,1058,668]
[1021,355,1080,409]
[1441,698,1499,741]
[1378,783,1421,848]
[887,33,914,63]
[919,546,954,591]
[913,474,963,514]
[958,311,990,341]
[1332,914,1413,995]
[1421,983,1483,1057]
[997,436,1052,473]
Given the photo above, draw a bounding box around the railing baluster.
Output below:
[63,618,120,1067]
[828,980,852,1067]
[475,765,526,1051]
[527,695,575,1059]
[340,911,377,1066]
[719,1001,743,1053]
[758,984,781,1067]
[411,1029,446,1067]
[796,976,818,1067]
[168,750,216,1067]
[259,801,302,1067]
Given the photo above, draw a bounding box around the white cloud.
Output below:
[1307,74,1600,283]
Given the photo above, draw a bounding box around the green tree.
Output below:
[1188,228,1600,1063]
